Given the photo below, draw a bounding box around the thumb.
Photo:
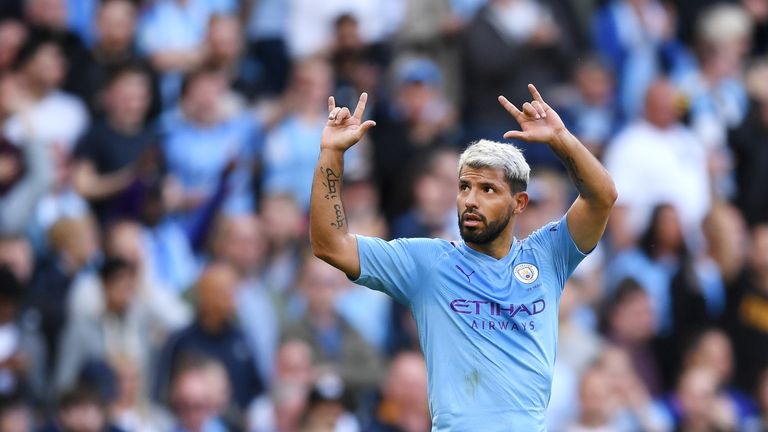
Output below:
[503,130,531,141]
[359,120,377,134]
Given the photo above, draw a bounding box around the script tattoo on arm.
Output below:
[320,166,346,230]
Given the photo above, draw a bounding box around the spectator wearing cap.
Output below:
[300,373,360,432]
[368,57,457,220]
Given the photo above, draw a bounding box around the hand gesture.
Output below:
[321,92,376,152]
[498,84,566,144]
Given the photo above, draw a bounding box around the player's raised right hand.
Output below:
[320,92,376,152]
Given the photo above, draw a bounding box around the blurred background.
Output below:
[0,0,768,431]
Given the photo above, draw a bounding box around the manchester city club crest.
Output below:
[513,263,539,284]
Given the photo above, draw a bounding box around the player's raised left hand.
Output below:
[498,84,567,144]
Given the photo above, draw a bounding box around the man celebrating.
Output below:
[309,85,617,431]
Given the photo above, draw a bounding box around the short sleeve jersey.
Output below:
[353,215,588,432]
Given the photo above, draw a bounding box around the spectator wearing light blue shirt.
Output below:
[137,0,237,106]
[160,68,263,230]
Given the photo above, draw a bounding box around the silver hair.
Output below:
[458,139,530,192]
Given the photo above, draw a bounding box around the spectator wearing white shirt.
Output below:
[604,79,711,250]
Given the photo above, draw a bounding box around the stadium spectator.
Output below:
[461,0,574,167]
[82,0,160,118]
[390,147,460,239]
[109,356,173,432]
[54,257,152,395]
[604,79,710,250]
[167,355,230,432]
[263,58,344,211]
[601,279,664,395]
[559,57,620,157]
[0,392,33,432]
[28,216,99,375]
[204,14,258,105]
[22,0,95,103]
[744,367,768,431]
[724,224,768,393]
[679,327,756,426]
[136,0,236,105]
[365,351,430,432]
[369,58,457,219]
[592,0,689,119]
[0,19,27,71]
[160,67,261,225]
[3,30,88,152]
[209,214,279,387]
[259,194,305,294]
[40,385,126,432]
[659,365,738,432]
[729,58,768,226]
[157,263,263,411]
[282,257,385,396]
[247,340,315,432]
[72,64,162,224]
[565,367,614,432]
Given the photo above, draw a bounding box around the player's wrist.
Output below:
[549,127,574,149]
[319,144,348,154]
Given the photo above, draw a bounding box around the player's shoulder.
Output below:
[520,217,566,250]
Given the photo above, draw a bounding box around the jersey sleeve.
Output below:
[527,214,590,289]
[351,235,440,306]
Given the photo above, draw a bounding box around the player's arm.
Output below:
[309,93,376,278]
[499,84,617,252]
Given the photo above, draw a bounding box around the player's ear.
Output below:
[513,191,529,215]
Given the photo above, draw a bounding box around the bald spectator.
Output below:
[604,79,710,250]
[29,216,99,373]
[367,351,430,432]
[157,263,263,411]
[210,215,279,386]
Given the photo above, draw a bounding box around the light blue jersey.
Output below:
[353,215,588,432]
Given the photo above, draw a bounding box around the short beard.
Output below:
[458,207,513,245]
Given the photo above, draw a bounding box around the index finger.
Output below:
[498,95,523,122]
[328,96,336,113]
[352,92,368,121]
[528,84,545,104]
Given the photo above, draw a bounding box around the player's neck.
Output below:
[465,229,516,260]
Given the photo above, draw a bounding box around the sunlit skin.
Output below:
[457,166,528,259]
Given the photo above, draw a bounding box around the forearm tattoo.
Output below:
[320,166,346,229]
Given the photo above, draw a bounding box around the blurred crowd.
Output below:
[0,0,768,431]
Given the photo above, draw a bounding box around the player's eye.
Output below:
[460,183,469,191]
[484,186,494,193]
